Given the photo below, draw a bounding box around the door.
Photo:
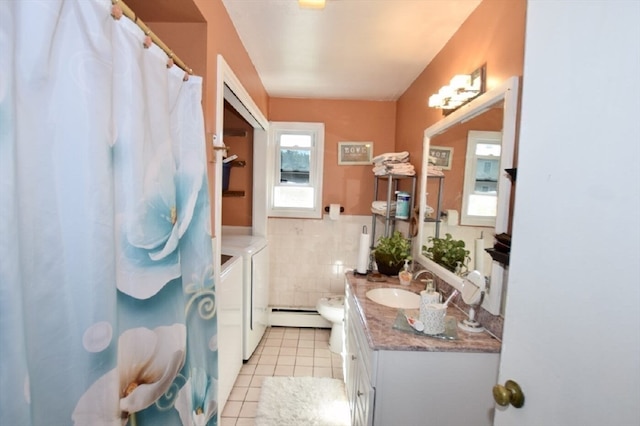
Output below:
[494,3,640,425]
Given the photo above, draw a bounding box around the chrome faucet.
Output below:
[412,269,435,290]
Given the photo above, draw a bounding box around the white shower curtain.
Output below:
[0,1,217,425]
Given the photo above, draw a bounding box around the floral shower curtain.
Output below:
[0,1,218,425]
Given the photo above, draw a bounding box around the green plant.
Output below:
[374,231,412,266]
[422,233,470,274]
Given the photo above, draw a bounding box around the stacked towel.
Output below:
[427,155,445,176]
[372,151,410,164]
[427,165,444,176]
[371,151,415,176]
[371,201,396,215]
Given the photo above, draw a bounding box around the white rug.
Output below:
[255,376,351,426]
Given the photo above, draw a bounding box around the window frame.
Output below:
[267,122,325,219]
[460,130,503,227]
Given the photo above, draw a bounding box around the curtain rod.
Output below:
[111,0,193,75]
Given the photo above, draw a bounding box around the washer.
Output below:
[221,235,269,361]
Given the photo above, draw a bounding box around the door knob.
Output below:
[493,379,524,408]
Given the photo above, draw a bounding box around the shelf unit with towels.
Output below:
[424,175,444,239]
[370,174,417,252]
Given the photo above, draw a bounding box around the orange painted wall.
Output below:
[146,0,270,231]
[150,23,207,78]
[396,0,527,186]
[136,0,525,226]
[269,98,397,216]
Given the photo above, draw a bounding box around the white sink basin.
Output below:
[366,288,420,309]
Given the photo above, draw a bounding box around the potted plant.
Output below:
[373,231,412,276]
[422,233,471,274]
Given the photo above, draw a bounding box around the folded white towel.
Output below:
[372,163,415,176]
[427,165,444,176]
[372,207,396,215]
[372,201,396,210]
[372,151,410,165]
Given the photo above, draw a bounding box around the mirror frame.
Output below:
[416,76,520,315]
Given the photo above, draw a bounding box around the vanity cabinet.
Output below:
[344,282,500,426]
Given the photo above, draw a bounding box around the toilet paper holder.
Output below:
[324,205,344,213]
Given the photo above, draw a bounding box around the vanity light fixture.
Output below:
[298,0,325,9]
[429,65,486,114]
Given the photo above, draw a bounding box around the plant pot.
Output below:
[374,253,405,276]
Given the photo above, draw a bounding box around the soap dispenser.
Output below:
[424,279,441,304]
[399,260,412,285]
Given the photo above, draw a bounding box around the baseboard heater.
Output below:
[268,307,331,328]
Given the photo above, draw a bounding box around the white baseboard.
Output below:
[268,307,331,328]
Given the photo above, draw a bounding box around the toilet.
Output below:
[316,296,345,354]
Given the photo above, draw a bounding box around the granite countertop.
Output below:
[346,272,502,354]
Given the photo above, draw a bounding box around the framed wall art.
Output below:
[428,146,454,170]
[338,142,373,165]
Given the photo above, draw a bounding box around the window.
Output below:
[461,130,502,226]
[268,122,324,218]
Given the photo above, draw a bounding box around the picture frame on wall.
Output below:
[338,141,373,165]
[429,146,453,170]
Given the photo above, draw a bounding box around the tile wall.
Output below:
[267,215,372,308]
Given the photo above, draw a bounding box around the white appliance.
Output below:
[221,235,269,360]
[217,254,243,413]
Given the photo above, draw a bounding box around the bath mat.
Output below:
[255,376,350,426]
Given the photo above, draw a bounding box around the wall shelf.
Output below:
[485,248,510,266]
[222,159,246,197]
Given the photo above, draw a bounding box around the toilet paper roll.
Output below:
[356,231,370,274]
[329,203,341,220]
[446,209,459,226]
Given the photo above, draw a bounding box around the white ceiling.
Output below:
[221,0,481,101]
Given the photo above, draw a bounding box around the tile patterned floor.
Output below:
[220,327,344,426]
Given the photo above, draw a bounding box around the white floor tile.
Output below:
[222,327,343,425]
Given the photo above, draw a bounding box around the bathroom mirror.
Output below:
[416,76,520,315]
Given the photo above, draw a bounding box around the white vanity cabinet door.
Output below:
[345,288,375,426]
[353,359,374,426]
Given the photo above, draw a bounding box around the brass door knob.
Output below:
[493,379,525,408]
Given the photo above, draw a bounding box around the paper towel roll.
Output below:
[356,231,370,274]
[474,238,484,274]
[329,203,341,220]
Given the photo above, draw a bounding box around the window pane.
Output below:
[474,158,500,192]
[273,186,314,208]
[280,148,310,184]
[467,193,497,217]
[280,134,312,148]
[475,143,501,156]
